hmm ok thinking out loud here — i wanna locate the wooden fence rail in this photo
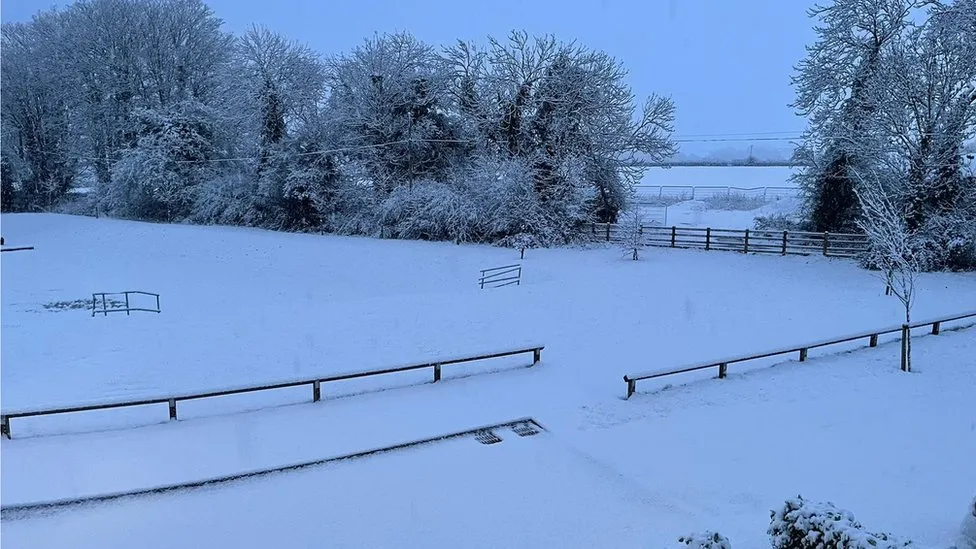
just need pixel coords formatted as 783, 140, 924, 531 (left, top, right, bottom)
591, 224, 869, 258
622, 310, 976, 399
0, 344, 545, 439
92, 291, 161, 316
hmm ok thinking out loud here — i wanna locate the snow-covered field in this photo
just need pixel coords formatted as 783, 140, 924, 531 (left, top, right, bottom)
2, 213, 975, 548
638, 166, 799, 188
644, 195, 802, 229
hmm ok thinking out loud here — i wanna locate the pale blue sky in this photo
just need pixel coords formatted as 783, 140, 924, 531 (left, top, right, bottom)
2, 0, 818, 155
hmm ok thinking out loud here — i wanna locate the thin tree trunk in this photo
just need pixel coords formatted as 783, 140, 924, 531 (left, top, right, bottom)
904, 306, 912, 372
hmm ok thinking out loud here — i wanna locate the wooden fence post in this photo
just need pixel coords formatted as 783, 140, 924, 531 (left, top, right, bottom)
433, 363, 441, 382
626, 379, 636, 399
312, 380, 321, 402
1, 415, 9, 439
532, 348, 541, 365
670, 226, 677, 248
168, 399, 178, 420
743, 229, 750, 254
606, 223, 611, 242
822, 232, 830, 256
781, 231, 788, 255
718, 363, 728, 379
799, 348, 808, 362
931, 322, 940, 335
125, 292, 130, 315
705, 228, 711, 251
869, 334, 878, 347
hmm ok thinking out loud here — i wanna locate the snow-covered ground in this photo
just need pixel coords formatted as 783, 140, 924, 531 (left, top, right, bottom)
2, 213, 975, 548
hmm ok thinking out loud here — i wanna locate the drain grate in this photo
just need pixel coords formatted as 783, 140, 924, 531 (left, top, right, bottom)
474, 429, 503, 445
511, 422, 540, 437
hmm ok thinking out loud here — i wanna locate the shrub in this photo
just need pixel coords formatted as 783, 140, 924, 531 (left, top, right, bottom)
769, 496, 912, 549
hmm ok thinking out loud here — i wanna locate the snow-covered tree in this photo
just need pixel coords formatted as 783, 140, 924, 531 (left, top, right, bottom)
327, 32, 460, 194
1, 12, 78, 209
871, 0, 976, 269
448, 31, 677, 224
57, 0, 231, 186
854, 169, 921, 370
234, 25, 325, 167
792, 0, 925, 232
103, 102, 218, 221
620, 207, 645, 260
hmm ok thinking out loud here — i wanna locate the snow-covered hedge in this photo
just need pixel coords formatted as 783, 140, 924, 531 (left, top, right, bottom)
674, 531, 732, 549
769, 496, 912, 549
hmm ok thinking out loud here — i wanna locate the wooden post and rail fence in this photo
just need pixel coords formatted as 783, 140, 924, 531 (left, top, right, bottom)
622, 310, 976, 399
591, 223, 869, 258
0, 344, 545, 439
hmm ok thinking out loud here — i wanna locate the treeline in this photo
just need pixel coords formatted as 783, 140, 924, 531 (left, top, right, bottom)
792, 0, 976, 270
0, 0, 677, 246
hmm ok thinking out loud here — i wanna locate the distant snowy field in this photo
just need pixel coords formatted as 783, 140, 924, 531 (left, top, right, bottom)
2, 213, 975, 548
638, 166, 799, 188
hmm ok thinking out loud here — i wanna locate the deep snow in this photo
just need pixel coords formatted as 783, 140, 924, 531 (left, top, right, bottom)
2, 213, 975, 548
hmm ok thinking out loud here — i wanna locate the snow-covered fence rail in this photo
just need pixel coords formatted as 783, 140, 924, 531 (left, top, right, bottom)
589, 224, 869, 258
91, 291, 161, 316
622, 310, 976, 399
479, 264, 522, 289
0, 344, 545, 439
634, 185, 799, 201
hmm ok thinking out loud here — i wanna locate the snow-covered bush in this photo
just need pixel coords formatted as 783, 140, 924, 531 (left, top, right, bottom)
102, 102, 217, 222
674, 531, 732, 549
470, 154, 591, 246
191, 173, 259, 227
754, 213, 806, 232
375, 181, 479, 242
769, 496, 912, 549
956, 495, 976, 549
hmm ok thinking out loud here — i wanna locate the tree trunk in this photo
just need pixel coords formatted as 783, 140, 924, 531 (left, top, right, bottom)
904, 306, 912, 372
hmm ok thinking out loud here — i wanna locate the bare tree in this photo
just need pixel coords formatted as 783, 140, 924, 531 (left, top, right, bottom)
854, 170, 922, 370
